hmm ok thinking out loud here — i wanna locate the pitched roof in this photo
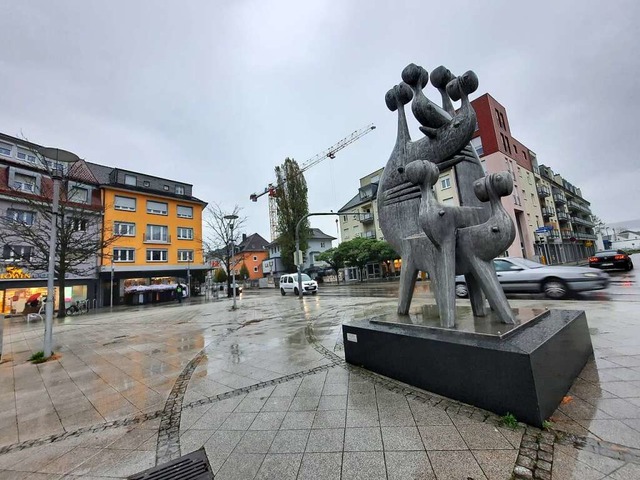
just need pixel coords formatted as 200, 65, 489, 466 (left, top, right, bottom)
237, 233, 269, 252
309, 228, 336, 240
84, 161, 113, 184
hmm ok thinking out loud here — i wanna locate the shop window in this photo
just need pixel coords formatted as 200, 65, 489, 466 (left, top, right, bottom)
2, 245, 32, 261
147, 249, 168, 262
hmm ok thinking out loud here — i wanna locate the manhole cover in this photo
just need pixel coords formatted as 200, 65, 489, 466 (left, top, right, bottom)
128, 447, 213, 479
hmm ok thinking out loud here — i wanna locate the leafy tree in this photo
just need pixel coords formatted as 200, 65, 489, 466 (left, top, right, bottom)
315, 247, 344, 284
203, 203, 246, 292
239, 263, 250, 280
0, 158, 119, 317
213, 268, 227, 283
337, 237, 379, 281
591, 215, 605, 234
372, 241, 400, 276
274, 158, 309, 272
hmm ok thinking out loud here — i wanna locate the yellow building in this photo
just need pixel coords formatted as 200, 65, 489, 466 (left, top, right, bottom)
86, 163, 207, 306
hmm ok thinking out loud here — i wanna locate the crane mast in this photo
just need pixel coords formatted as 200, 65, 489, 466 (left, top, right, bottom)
250, 124, 376, 240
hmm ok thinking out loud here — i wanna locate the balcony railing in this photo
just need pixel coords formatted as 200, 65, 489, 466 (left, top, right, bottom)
561, 230, 573, 240
571, 216, 594, 227
541, 207, 554, 218
537, 186, 551, 198
556, 211, 569, 222
567, 200, 592, 214
359, 213, 374, 223
576, 232, 597, 241
143, 234, 171, 243
553, 194, 566, 204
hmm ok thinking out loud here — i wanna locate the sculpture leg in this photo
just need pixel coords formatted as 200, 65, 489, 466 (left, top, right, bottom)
432, 242, 457, 328
398, 256, 418, 315
466, 258, 515, 324
465, 273, 487, 317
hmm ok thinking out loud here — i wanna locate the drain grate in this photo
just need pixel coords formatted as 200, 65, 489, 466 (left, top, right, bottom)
128, 448, 213, 479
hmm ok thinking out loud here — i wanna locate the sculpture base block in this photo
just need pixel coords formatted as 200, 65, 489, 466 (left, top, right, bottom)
342, 308, 592, 427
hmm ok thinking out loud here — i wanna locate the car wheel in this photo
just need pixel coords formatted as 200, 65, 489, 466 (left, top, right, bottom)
543, 278, 567, 299
294, 287, 299, 295
627, 261, 634, 271
280, 288, 286, 296
455, 283, 468, 298
312, 291, 318, 295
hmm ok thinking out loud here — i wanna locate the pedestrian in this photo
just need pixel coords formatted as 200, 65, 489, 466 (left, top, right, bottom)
176, 284, 183, 303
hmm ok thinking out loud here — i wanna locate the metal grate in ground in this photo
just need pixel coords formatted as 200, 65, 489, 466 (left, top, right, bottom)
128, 447, 213, 480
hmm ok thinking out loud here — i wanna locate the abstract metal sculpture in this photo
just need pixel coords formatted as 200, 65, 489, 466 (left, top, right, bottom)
378, 63, 516, 327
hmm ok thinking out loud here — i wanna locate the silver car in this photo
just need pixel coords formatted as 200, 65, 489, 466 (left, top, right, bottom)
455, 257, 610, 299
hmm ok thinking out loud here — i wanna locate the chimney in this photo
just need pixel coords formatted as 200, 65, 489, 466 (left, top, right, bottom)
242, 233, 247, 242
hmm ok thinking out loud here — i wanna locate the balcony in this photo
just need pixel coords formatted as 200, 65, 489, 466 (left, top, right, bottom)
547, 230, 561, 240
553, 194, 566, 204
561, 230, 574, 240
359, 213, 374, 224
143, 234, 171, 243
571, 216, 594, 227
556, 211, 569, 222
567, 200, 592, 215
537, 185, 551, 198
541, 207, 554, 218
576, 232, 597, 241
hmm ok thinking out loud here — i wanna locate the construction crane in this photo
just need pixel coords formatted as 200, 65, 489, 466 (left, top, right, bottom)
250, 124, 376, 241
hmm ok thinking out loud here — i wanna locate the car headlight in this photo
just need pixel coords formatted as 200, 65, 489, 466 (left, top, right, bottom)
583, 272, 599, 278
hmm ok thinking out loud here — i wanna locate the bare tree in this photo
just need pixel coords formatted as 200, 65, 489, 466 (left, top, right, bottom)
0, 158, 119, 317
203, 203, 247, 292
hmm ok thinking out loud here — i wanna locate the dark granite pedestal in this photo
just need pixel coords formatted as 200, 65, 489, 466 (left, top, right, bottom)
342, 307, 593, 427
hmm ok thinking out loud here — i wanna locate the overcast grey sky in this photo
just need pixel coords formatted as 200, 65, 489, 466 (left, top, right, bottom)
1, 0, 638, 241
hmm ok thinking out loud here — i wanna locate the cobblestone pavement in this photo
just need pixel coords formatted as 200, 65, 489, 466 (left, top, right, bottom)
0, 278, 639, 479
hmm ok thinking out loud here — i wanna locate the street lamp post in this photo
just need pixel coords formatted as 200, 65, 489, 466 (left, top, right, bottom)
37, 147, 80, 358
224, 214, 239, 310
187, 257, 191, 297
110, 257, 114, 309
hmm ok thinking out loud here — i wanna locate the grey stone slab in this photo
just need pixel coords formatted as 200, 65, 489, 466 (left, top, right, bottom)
552, 449, 608, 480
289, 396, 320, 411
271, 381, 301, 397
255, 453, 302, 480
234, 396, 268, 413
349, 382, 376, 396
280, 411, 315, 430
382, 426, 425, 451
234, 430, 277, 454
592, 398, 640, 419
260, 396, 293, 412
609, 462, 640, 480
586, 419, 640, 449
385, 451, 436, 479
317, 395, 348, 411
204, 430, 244, 454
554, 444, 625, 476
305, 428, 345, 453
346, 408, 380, 427
321, 383, 348, 396
456, 423, 513, 449
379, 404, 417, 427
427, 450, 488, 480
408, 399, 453, 426
418, 425, 468, 450
472, 449, 518, 480
297, 452, 342, 480
215, 452, 265, 480
191, 410, 230, 430
341, 451, 386, 480
347, 394, 377, 409
180, 428, 215, 453
312, 410, 346, 429
343, 427, 383, 452
219, 412, 258, 430
249, 411, 287, 430
269, 429, 310, 454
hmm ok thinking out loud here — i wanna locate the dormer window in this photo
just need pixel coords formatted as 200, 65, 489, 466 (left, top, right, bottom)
17, 149, 37, 163
124, 174, 137, 186
14, 173, 37, 193
175, 185, 185, 195
163, 185, 169, 191
0, 142, 12, 156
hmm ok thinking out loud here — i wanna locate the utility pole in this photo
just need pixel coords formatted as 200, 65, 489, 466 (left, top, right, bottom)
110, 258, 114, 309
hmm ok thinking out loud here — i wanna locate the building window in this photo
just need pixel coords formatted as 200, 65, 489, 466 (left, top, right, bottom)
471, 137, 484, 157
253, 255, 257, 261
6, 209, 35, 226
17, 149, 36, 163
14, 173, 37, 193
114, 222, 135, 236
480, 159, 487, 175
145, 224, 168, 242
177, 227, 193, 240
147, 200, 168, 215
146, 249, 168, 262
124, 174, 137, 186
440, 176, 451, 189
114, 195, 136, 211
143, 180, 150, 187
69, 186, 89, 203
113, 248, 135, 262
177, 205, 193, 218
0, 142, 12, 156
71, 218, 87, 231
3, 245, 32, 261
163, 185, 170, 191
320, 242, 325, 248
177, 250, 193, 262
343, 215, 347, 221
253, 266, 258, 273
175, 185, 185, 195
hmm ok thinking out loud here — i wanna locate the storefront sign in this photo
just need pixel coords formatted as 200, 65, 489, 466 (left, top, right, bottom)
0, 267, 31, 279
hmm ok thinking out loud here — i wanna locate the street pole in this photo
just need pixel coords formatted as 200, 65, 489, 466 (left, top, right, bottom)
110, 258, 114, 309
224, 214, 239, 310
44, 176, 60, 358
187, 258, 191, 297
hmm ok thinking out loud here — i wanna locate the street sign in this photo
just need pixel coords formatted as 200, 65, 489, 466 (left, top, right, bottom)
534, 226, 553, 233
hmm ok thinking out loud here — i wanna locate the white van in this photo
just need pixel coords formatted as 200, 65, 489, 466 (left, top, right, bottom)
280, 273, 318, 296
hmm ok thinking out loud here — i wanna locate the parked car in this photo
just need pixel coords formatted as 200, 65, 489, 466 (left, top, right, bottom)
280, 273, 318, 295
226, 282, 242, 296
455, 257, 609, 299
589, 250, 634, 271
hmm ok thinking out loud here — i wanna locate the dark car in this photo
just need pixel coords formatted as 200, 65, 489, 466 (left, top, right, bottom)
589, 250, 634, 271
